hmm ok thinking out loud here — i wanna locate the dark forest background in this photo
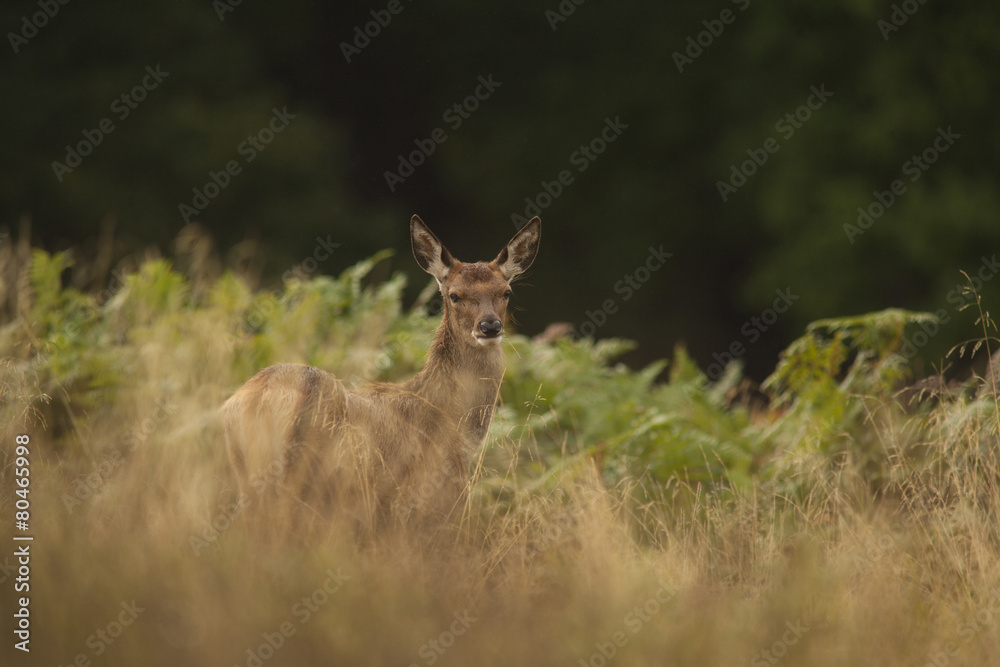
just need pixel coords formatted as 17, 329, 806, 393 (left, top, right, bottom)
3, 0, 998, 380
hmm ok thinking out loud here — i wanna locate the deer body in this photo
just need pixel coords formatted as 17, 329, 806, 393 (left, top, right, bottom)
221, 215, 540, 535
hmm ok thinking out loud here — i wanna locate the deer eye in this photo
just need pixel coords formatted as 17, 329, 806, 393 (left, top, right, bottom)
449, 293, 461, 303
503, 290, 512, 300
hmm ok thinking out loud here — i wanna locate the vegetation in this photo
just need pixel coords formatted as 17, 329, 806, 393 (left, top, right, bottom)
4, 0, 999, 373
2, 235, 1000, 666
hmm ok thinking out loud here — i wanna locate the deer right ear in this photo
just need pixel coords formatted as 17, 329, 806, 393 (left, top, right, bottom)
495, 217, 541, 281
411, 215, 455, 285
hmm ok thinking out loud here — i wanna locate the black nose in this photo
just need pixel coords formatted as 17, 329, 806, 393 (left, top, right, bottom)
479, 319, 502, 337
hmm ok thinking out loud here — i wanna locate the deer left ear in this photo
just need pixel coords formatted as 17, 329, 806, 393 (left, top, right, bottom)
411, 215, 455, 285
495, 217, 540, 281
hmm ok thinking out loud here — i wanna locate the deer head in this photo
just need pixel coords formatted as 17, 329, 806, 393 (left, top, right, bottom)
411, 215, 541, 347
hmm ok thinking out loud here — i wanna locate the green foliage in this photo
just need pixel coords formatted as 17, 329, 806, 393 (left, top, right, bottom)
19, 250, 123, 416
764, 309, 937, 423
7, 248, 997, 503
498, 339, 758, 491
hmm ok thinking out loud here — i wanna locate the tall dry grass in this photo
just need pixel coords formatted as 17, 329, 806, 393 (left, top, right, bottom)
2, 233, 1000, 666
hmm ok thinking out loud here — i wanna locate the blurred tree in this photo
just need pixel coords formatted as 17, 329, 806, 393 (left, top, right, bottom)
2, 0, 997, 379
0, 0, 392, 271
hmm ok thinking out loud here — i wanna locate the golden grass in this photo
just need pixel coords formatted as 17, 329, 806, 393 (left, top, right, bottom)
2, 257, 1000, 667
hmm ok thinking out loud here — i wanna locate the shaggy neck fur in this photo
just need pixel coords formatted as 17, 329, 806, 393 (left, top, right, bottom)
404, 316, 505, 450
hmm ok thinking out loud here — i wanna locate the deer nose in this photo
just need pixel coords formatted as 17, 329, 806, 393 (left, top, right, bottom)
479, 318, 503, 338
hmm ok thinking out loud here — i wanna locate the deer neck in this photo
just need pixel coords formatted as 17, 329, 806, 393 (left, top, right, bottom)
405, 322, 505, 448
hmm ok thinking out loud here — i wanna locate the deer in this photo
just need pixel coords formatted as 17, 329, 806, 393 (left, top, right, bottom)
220, 215, 541, 539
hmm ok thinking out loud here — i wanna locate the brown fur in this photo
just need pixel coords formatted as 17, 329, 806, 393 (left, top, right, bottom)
221, 215, 540, 538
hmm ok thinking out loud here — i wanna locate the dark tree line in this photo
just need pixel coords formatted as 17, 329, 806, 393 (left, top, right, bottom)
2, 0, 997, 377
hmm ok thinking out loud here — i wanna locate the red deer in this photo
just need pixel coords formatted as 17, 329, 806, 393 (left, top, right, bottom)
221, 215, 541, 538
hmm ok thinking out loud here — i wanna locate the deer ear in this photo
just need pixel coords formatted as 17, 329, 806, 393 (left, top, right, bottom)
411, 215, 455, 285
495, 217, 540, 281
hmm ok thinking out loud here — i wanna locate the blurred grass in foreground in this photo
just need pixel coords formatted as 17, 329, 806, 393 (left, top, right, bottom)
1, 228, 999, 666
